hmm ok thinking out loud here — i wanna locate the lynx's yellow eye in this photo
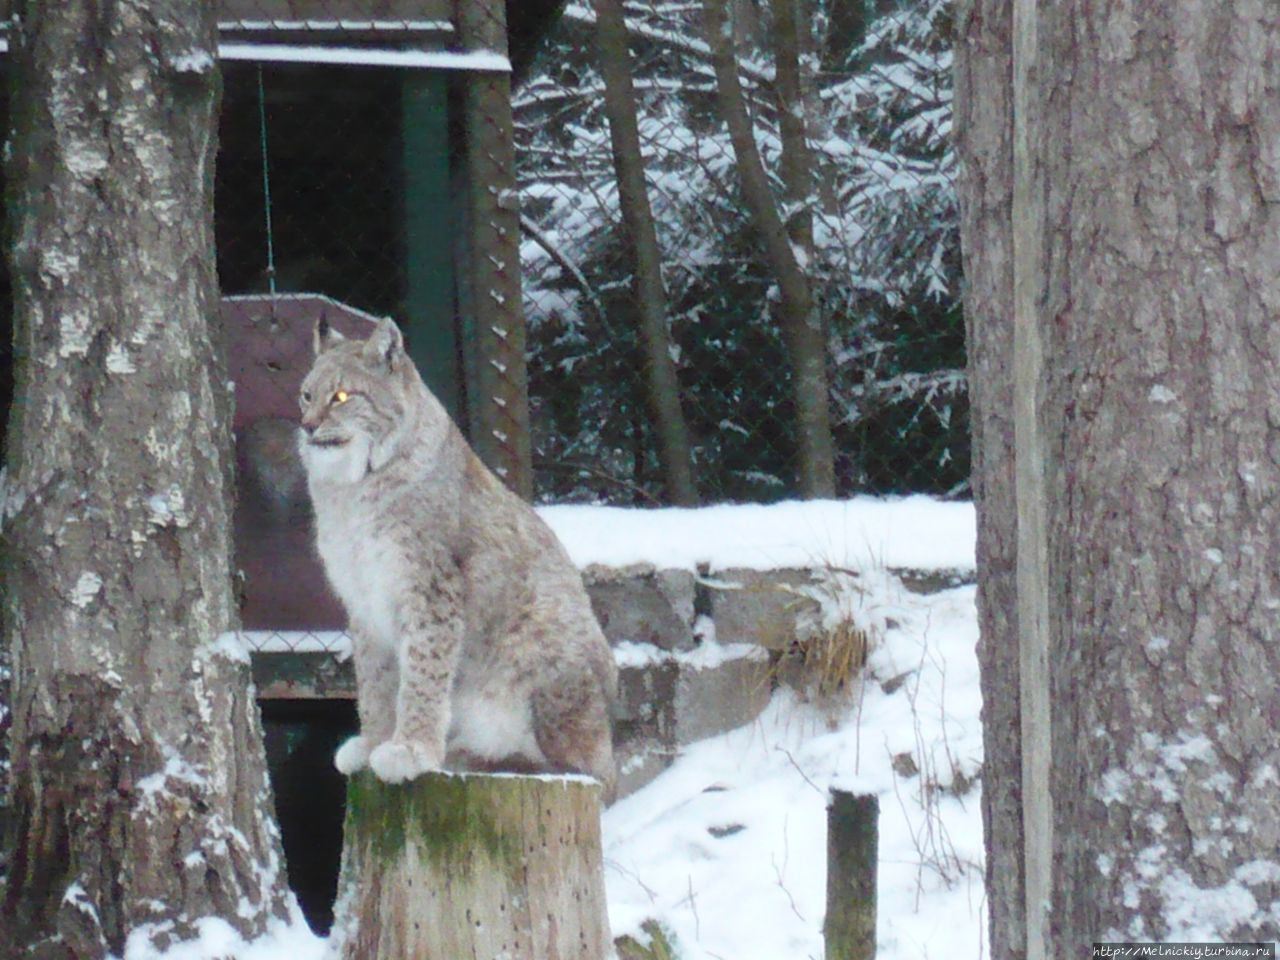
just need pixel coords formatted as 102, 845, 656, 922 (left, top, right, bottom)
333, 390, 350, 404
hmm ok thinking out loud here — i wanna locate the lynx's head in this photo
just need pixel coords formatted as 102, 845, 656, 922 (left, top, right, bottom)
298, 315, 420, 485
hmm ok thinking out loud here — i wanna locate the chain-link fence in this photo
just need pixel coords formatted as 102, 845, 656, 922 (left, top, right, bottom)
211, 0, 965, 520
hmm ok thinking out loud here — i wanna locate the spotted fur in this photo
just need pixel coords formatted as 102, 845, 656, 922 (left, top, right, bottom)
299, 317, 616, 799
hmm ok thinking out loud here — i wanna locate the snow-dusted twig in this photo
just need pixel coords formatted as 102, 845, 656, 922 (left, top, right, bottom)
775, 745, 825, 798
519, 213, 610, 326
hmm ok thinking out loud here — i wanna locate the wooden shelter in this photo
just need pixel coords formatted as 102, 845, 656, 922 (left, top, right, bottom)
213, 0, 555, 493
198, 1, 568, 638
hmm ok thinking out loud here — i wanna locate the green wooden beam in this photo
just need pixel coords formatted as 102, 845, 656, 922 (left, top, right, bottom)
402, 72, 459, 421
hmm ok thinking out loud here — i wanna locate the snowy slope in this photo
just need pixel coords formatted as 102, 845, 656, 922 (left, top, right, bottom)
603, 576, 985, 960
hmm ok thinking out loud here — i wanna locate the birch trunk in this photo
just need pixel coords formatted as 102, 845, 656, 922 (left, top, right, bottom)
0, 3, 291, 956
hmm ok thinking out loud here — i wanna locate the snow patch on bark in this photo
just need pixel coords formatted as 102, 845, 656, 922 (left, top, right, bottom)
121, 909, 320, 960
202, 633, 252, 666
146, 487, 189, 528
170, 50, 215, 74
59, 311, 93, 358
135, 751, 207, 801
63, 881, 100, 919
71, 571, 103, 608
106, 342, 137, 374
42, 248, 80, 282
64, 143, 109, 181
1160, 867, 1261, 939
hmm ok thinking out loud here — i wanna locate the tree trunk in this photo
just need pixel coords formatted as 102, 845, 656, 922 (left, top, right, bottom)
594, 0, 700, 507
329, 772, 610, 960
952, 1, 1025, 957
703, 0, 836, 498
772, 0, 814, 256
959, 0, 1280, 945
0, 3, 291, 957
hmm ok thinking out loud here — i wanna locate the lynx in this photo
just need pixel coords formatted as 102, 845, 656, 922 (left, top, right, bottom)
298, 317, 617, 799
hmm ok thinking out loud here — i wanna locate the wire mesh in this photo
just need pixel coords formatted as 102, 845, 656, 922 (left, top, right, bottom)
516, 0, 965, 504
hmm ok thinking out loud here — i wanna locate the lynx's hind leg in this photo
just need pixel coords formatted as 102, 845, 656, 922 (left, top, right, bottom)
532, 676, 617, 804
336, 637, 398, 774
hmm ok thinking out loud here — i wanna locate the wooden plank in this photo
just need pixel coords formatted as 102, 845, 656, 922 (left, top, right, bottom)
454, 0, 533, 498
252, 652, 356, 700
1012, 0, 1052, 956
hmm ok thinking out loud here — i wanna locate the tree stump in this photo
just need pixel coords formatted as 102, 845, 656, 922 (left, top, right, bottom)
824, 790, 878, 960
329, 771, 611, 960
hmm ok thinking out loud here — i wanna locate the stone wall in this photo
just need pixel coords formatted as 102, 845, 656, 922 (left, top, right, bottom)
584, 562, 971, 798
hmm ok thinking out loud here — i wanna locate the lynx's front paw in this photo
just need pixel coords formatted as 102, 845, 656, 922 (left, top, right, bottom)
368, 740, 442, 784
334, 735, 374, 775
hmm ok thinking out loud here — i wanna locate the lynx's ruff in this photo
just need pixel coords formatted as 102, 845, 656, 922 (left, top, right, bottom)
298, 317, 616, 799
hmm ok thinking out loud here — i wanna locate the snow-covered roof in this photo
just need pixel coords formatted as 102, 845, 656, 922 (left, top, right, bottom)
219, 43, 509, 72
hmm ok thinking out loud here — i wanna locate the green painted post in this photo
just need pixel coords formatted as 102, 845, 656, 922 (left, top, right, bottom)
402, 71, 460, 422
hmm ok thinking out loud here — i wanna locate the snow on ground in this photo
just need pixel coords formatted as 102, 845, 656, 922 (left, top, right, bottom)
576, 498, 985, 960
603, 576, 985, 960
540, 495, 975, 573
149, 497, 983, 960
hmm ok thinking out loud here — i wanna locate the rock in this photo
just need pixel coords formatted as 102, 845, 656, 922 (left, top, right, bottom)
610, 655, 677, 800
608, 639, 773, 794
673, 643, 772, 746
705, 568, 823, 651
892, 568, 975, 594
613, 741, 674, 799
586, 564, 696, 651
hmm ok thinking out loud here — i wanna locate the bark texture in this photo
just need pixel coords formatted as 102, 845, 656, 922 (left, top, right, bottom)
1042, 1, 1280, 940
960, 0, 1280, 944
330, 771, 610, 960
593, 0, 699, 506
952, 1, 1025, 956
1, 3, 291, 956
703, 0, 836, 498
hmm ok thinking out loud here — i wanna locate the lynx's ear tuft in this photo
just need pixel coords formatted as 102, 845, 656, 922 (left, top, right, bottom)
365, 317, 405, 371
314, 313, 345, 355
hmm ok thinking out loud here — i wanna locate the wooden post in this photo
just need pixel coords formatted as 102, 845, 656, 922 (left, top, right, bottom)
329, 771, 611, 960
824, 790, 878, 960
454, 0, 534, 499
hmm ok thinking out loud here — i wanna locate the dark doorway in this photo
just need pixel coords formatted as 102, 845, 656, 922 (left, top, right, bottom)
260, 698, 357, 934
